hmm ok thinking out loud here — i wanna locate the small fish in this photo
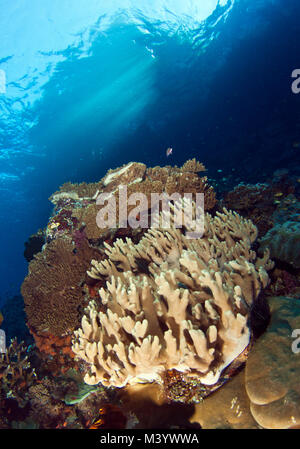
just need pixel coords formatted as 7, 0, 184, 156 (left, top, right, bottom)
166, 147, 173, 157
89, 405, 127, 429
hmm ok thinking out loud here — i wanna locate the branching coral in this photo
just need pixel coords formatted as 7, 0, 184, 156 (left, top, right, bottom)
72, 207, 273, 389
0, 339, 36, 406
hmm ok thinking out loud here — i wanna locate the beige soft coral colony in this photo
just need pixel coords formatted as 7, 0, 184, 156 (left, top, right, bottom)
72, 203, 274, 388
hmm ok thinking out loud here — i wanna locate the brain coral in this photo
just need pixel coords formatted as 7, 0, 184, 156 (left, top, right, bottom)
72, 206, 273, 389
259, 221, 300, 268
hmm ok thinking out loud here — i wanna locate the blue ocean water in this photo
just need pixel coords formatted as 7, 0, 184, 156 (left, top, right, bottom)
0, 0, 299, 304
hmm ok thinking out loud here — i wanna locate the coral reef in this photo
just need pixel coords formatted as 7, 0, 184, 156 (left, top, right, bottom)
50, 159, 216, 241
21, 158, 216, 369
221, 180, 298, 237
14, 158, 300, 430
223, 183, 300, 293
88, 404, 128, 429
102, 162, 147, 191
21, 236, 102, 374
191, 370, 258, 429
271, 193, 300, 224
22, 237, 102, 337
72, 206, 273, 389
245, 296, 300, 429
144, 159, 215, 211
30, 331, 76, 376
0, 339, 37, 407
259, 221, 300, 268
118, 383, 199, 429
222, 183, 276, 236
0, 358, 117, 429
266, 268, 300, 298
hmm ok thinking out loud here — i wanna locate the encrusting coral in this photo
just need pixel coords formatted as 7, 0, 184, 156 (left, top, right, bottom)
245, 296, 300, 429
72, 204, 273, 390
